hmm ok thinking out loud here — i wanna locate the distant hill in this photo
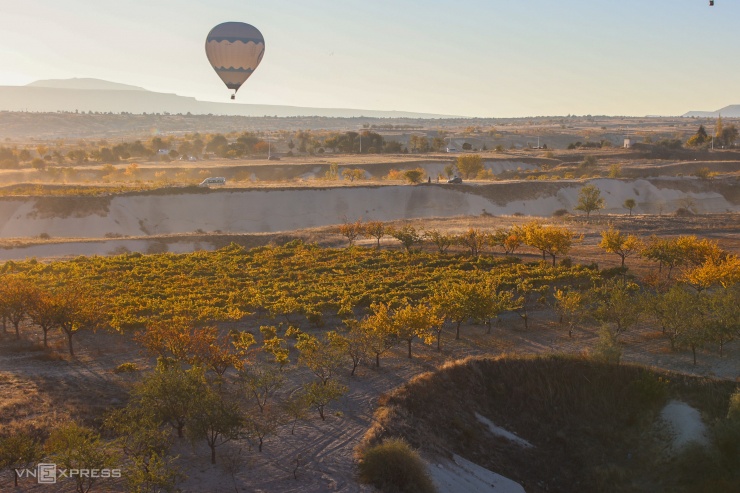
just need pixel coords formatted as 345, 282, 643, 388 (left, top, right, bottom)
683, 105, 740, 118
0, 78, 455, 119
27, 78, 147, 91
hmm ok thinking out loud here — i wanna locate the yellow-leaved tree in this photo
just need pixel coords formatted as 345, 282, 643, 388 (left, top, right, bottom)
523, 221, 581, 266
599, 227, 643, 269
455, 154, 483, 178
392, 300, 443, 359
643, 235, 723, 278
553, 288, 588, 338
683, 254, 740, 290
360, 302, 398, 367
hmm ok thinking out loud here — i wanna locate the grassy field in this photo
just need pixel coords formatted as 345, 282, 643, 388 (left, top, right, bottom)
361, 355, 739, 493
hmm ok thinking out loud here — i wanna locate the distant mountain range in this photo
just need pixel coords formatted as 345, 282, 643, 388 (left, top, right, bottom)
27, 78, 149, 92
682, 105, 740, 118
0, 78, 455, 119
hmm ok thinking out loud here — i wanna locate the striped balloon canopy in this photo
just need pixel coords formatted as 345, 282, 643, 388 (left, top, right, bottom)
205, 22, 265, 99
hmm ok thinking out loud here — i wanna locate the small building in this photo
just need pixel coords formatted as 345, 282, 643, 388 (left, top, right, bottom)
624, 138, 633, 148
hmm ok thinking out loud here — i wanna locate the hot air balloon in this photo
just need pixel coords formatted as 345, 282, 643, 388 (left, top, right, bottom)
205, 22, 265, 100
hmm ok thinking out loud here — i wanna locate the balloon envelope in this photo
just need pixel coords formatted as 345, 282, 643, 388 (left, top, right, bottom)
205, 22, 265, 96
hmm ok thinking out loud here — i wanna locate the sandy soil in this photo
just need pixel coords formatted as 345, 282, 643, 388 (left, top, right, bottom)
428, 454, 526, 493
0, 178, 736, 260
658, 400, 709, 452
475, 413, 534, 449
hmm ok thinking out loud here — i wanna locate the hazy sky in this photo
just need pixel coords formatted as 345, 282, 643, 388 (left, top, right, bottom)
0, 0, 736, 117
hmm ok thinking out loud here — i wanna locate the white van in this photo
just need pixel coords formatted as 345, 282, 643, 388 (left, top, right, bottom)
199, 177, 226, 187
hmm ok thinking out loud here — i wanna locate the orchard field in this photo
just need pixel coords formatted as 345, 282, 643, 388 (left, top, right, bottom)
0, 218, 738, 492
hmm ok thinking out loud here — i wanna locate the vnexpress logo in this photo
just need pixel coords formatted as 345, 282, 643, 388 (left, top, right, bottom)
15, 463, 122, 484
37, 463, 57, 484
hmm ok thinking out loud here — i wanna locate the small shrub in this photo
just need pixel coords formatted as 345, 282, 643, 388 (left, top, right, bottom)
674, 207, 695, 217
552, 208, 569, 217
358, 438, 437, 493
692, 167, 711, 180
403, 169, 425, 184
591, 326, 622, 364
476, 168, 496, 180
38, 232, 51, 240
728, 388, 740, 421
581, 155, 598, 168
113, 362, 139, 373
385, 169, 404, 181
305, 309, 324, 328
657, 138, 683, 150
